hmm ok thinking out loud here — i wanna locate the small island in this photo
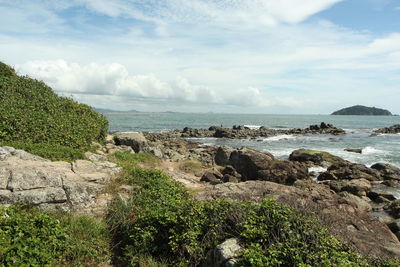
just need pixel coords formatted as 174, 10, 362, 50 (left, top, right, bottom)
331, 105, 392, 116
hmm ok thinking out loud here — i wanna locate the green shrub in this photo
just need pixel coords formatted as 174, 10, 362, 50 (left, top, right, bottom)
107, 152, 373, 266
0, 205, 111, 266
0, 61, 108, 159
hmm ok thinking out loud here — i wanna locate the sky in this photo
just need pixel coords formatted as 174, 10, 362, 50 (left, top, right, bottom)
0, 0, 399, 114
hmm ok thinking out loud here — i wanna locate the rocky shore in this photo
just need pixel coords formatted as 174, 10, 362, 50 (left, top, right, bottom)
2, 123, 400, 260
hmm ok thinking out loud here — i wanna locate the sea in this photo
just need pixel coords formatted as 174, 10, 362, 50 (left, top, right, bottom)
103, 112, 400, 168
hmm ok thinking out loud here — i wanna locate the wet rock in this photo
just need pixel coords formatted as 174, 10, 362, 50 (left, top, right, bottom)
344, 148, 362, 154
114, 132, 148, 153
368, 184, 398, 202
371, 163, 400, 181
374, 124, 400, 135
215, 146, 235, 166
386, 200, 400, 219
229, 148, 274, 181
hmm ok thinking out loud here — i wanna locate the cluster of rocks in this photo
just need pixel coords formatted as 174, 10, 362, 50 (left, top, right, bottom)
373, 124, 400, 135
145, 122, 346, 141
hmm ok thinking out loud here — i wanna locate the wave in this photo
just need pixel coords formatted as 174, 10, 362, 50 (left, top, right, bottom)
362, 146, 388, 155
244, 125, 261, 130
263, 134, 296, 142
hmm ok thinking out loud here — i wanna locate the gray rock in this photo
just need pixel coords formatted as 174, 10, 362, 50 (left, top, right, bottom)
215, 146, 235, 166
205, 238, 242, 267
114, 132, 148, 153
371, 163, 400, 181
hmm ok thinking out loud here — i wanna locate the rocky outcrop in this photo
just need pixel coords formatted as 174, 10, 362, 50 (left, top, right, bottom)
196, 180, 400, 258
373, 124, 400, 135
257, 160, 309, 185
323, 179, 372, 197
114, 132, 148, 153
215, 146, 235, 166
0, 147, 122, 214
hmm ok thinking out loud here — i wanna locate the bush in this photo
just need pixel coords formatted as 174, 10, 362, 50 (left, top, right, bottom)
107, 152, 373, 266
0, 61, 108, 159
0, 205, 111, 266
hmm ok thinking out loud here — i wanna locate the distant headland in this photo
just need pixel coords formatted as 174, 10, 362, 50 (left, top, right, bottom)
331, 105, 392, 116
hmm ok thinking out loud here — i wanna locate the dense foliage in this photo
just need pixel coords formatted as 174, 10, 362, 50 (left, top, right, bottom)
331, 105, 392, 116
0, 205, 111, 266
107, 152, 372, 266
0, 61, 108, 160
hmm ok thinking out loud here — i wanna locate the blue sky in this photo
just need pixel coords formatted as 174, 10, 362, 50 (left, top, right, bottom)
0, 0, 399, 114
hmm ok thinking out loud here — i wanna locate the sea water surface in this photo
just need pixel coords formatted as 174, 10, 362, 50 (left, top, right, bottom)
103, 112, 400, 168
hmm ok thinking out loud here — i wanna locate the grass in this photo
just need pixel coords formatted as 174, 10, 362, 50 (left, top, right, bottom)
179, 159, 203, 173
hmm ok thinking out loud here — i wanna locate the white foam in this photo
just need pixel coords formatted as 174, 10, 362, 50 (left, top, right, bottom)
362, 146, 387, 155
263, 134, 296, 142
244, 125, 261, 130
308, 167, 327, 173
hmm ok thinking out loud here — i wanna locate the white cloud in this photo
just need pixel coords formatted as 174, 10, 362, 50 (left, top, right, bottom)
16, 60, 266, 108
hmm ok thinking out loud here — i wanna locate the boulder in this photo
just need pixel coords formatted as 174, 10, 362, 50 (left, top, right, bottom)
257, 160, 309, 185
205, 238, 242, 267
289, 149, 347, 167
374, 124, 400, 135
215, 146, 235, 166
387, 219, 400, 237
229, 148, 274, 181
114, 132, 148, 153
338, 192, 372, 212
371, 163, 400, 181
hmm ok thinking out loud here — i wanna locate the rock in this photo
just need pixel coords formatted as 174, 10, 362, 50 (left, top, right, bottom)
0, 147, 122, 214
323, 179, 372, 197
386, 200, 400, 219
339, 192, 372, 212
196, 180, 400, 258
374, 124, 400, 135
114, 132, 148, 153
387, 219, 400, 233
344, 148, 362, 154
368, 184, 398, 202
371, 163, 400, 181
215, 146, 235, 166
289, 149, 347, 167
222, 174, 239, 183
323, 163, 381, 181
257, 160, 309, 185
201, 171, 223, 185
229, 148, 274, 181
317, 172, 338, 181
222, 166, 242, 179
205, 238, 242, 267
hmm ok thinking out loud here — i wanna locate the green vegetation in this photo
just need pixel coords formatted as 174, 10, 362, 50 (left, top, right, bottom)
331, 105, 392, 116
106, 152, 379, 266
0, 205, 111, 266
0, 61, 108, 161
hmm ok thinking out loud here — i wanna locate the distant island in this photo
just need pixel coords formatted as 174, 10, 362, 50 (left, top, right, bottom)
331, 105, 392, 116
